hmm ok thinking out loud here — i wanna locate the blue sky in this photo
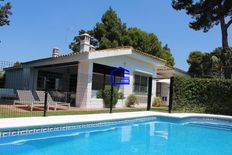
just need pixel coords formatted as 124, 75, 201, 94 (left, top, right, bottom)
0, 0, 231, 71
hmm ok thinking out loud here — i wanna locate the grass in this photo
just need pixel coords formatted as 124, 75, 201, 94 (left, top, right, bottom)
0, 106, 168, 118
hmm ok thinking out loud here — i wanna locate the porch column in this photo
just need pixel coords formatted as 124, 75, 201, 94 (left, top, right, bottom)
75, 61, 93, 107
152, 68, 157, 100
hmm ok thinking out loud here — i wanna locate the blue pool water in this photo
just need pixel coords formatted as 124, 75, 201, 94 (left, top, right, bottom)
0, 117, 232, 155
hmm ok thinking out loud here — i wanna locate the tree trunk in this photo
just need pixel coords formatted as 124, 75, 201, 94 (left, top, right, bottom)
220, 18, 229, 49
220, 18, 231, 78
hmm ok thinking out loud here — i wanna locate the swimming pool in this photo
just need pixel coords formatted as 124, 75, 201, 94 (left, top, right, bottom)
0, 116, 232, 155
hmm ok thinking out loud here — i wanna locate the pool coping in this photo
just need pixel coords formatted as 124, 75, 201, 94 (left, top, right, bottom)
0, 111, 232, 130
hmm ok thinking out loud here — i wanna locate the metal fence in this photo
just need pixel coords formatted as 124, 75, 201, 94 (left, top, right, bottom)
0, 61, 14, 71
0, 61, 170, 118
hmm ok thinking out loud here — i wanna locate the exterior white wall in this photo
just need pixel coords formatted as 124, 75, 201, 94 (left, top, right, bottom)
75, 60, 93, 107
161, 83, 169, 105
5, 48, 166, 109
86, 55, 157, 108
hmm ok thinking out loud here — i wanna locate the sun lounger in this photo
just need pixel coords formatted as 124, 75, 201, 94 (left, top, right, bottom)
36, 91, 70, 110
13, 90, 43, 111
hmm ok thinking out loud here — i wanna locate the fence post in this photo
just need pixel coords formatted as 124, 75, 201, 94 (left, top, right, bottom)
110, 85, 113, 113
43, 77, 48, 117
168, 76, 174, 113
147, 77, 153, 111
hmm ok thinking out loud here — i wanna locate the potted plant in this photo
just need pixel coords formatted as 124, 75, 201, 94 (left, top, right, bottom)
97, 85, 119, 108
152, 97, 161, 107
126, 94, 138, 107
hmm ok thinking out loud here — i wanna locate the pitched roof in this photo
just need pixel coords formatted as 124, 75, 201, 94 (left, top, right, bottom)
157, 65, 189, 76
22, 46, 167, 65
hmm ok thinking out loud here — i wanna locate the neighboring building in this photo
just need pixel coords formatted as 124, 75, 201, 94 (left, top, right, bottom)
4, 33, 189, 108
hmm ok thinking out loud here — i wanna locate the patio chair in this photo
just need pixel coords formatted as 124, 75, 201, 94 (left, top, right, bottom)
49, 91, 66, 102
70, 93, 76, 104
13, 90, 43, 111
36, 91, 70, 110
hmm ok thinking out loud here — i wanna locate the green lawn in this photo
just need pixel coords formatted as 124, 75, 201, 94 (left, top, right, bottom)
0, 106, 168, 118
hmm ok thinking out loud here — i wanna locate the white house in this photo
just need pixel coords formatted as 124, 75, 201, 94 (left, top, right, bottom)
4, 33, 189, 108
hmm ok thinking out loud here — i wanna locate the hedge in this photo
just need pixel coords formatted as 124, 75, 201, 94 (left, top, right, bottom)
173, 76, 232, 115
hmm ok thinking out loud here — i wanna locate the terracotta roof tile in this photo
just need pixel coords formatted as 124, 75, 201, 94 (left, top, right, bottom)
55, 46, 167, 63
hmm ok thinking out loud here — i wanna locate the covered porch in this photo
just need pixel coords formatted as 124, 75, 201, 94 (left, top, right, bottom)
156, 66, 173, 105
33, 62, 78, 106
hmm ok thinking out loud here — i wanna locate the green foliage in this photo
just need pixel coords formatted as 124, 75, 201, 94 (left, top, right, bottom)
0, 71, 5, 87
0, 71, 4, 79
126, 94, 138, 107
124, 28, 162, 54
172, 0, 232, 48
187, 51, 204, 77
221, 48, 232, 78
93, 7, 127, 49
13, 61, 21, 67
69, 29, 96, 52
118, 92, 124, 100
152, 97, 161, 107
69, 7, 175, 66
187, 48, 232, 78
173, 76, 232, 115
96, 89, 103, 98
0, 1, 12, 27
101, 85, 119, 108
157, 44, 175, 66
70, 7, 126, 50
97, 89, 124, 100
124, 28, 174, 66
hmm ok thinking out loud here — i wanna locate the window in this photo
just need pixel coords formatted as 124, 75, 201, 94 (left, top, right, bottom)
92, 63, 123, 91
37, 71, 62, 90
133, 74, 148, 94
92, 73, 119, 91
92, 72, 104, 90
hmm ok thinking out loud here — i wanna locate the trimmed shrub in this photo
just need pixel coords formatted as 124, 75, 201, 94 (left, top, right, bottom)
152, 97, 161, 107
126, 94, 138, 107
99, 85, 119, 108
96, 89, 103, 98
173, 76, 232, 115
118, 92, 124, 100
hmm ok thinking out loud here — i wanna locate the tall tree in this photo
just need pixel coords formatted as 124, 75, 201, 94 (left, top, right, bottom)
69, 29, 91, 52
187, 51, 204, 77
172, 0, 232, 48
70, 7, 175, 66
157, 44, 175, 66
0, 0, 12, 27
124, 28, 162, 54
123, 28, 175, 65
220, 47, 232, 78
187, 47, 232, 78
93, 7, 127, 49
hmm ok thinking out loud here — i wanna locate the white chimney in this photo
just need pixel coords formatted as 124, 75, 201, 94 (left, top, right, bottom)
79, 33, 95, 52
52, 48, 59, 57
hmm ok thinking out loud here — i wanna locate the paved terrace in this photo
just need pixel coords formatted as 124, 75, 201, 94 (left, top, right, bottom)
0, 111, 232, 130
